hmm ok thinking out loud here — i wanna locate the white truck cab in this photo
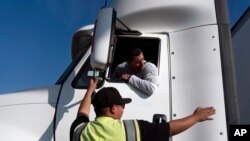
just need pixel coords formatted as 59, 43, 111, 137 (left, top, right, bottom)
0, 0, 239, 141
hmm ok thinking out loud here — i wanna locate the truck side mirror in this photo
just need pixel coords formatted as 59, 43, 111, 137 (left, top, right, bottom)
90, 8, 116, 71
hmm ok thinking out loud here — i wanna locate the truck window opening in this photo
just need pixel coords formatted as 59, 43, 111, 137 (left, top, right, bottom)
109, 36, 160, 77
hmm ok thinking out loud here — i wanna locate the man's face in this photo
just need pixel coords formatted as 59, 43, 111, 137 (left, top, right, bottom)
128, 53, 144, 73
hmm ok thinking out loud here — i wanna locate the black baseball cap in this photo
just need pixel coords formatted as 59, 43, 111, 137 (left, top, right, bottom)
92, 87, 132, 109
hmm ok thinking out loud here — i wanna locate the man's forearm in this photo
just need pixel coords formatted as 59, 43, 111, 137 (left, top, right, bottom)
78, 89, 93, 116
77, 79, 97, 116
169, 115, 198, 136
128, 75, 157, 95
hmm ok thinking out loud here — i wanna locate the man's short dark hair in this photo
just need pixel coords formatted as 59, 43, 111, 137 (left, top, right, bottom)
126, 47, 142, 62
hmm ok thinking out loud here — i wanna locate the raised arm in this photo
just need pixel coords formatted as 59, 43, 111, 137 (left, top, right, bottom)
169, 107, 216, 136
77, 78, 98, 117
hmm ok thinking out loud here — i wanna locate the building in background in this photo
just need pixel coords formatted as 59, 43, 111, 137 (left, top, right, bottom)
231, 7, 250, 124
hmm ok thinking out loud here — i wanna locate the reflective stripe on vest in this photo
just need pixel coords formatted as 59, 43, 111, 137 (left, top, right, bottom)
123, 120, 141, 141
72, 123, 87, 141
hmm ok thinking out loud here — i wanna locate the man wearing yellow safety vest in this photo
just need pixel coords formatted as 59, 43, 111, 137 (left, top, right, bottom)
70, 79, 216, 141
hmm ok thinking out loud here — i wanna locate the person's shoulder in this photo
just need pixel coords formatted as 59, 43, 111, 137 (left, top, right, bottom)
117, 62, 128, 68
135, 119, 151, 126
115, 62, 129, 71
70, 114, 90, 141
144, 62, 157, 69
76, 114, 90, 122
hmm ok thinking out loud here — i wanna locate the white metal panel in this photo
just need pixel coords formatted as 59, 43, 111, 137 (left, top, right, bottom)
0, 104, 55, 141
0, 85, 60, 106
170, 25, 228, 141
0, 86, 60, 141
112, 0, 217, 33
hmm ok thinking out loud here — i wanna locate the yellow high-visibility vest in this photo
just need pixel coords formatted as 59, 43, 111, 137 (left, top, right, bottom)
72, 117, 141, 141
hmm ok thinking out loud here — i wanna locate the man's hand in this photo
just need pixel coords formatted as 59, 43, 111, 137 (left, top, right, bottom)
169, 106, 216, 136
193, 107, 216, 122
88, 78, 98, 92
121, 74, 131, 81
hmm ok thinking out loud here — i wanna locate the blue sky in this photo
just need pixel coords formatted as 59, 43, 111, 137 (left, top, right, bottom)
0, 0, 249, 94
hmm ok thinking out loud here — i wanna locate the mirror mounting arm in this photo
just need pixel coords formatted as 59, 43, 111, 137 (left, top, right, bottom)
116, 18, 142, 35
